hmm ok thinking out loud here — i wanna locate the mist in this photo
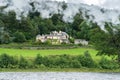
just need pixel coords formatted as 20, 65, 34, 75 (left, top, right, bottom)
0, 0, 120, 30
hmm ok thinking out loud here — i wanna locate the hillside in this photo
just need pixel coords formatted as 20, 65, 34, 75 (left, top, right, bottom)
0, 0, 120, 44
0, 0, 120, 30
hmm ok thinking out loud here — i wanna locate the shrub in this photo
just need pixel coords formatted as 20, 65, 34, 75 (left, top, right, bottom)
69, 59, 82, 68
56, 56, 69, 68
44, 55, 76, 68
0, 53, 119, 69
78, 51, 96, 68
40, 56, 51, 67
45, 56, 58, 68
0, 54, 18, 68
69, 37, 74, 43
18, 56, 29, 69
34, 40, 42, 45
44, 40, 51, 45
57, 55, 71, 68
34, 54, 43, 65
99, 57, 119, 69
45, 56, 69, 68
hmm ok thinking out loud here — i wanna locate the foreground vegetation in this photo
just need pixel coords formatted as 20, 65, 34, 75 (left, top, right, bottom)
0, 51, 119, 72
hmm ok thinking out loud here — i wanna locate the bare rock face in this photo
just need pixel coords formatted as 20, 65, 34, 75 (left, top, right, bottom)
0, 72, 120, 80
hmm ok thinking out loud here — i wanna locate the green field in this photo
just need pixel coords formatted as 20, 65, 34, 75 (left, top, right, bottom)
0, 47, 117, 72
0, 47, 105, 60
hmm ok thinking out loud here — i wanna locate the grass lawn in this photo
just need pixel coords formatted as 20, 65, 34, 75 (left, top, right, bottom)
0, 47, 117, 72
0, 47, 105, 60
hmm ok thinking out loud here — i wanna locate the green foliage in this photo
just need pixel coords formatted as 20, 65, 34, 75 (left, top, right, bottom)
69, 59, 82, 68
2, 33, 11, 44
99, 57, 119, 69
43, 55, 82, 68
18, 56, 29, 69
90, 23, 120, 62
70, 13, 91, 40
41, 56, 51, 67
0, 20, 4, 27
62, 2, 67, 10
0, 27, 12, 44
44, 40, 52, 45
0, 10, 92, 44
0, 54, 18, 68
54, 55, 70, 68
69, 37, 74, 43
34, 54, 43, 65
0, 53, 119, 69
78, 51, 96, 68
13, 31, 26, 43
20, 17, 38, 40
51, 14, 63, 25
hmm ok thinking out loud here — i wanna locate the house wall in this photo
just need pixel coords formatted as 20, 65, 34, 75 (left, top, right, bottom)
74, 39, 88, 45
36, 31, 69, 44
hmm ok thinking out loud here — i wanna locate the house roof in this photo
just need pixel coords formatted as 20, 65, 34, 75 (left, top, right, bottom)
36, 31, 69, 38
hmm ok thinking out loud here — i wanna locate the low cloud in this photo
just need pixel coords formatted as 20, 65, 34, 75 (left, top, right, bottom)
0, 0, 120, 30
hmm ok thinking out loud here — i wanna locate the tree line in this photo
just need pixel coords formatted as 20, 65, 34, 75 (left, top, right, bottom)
0, 10, 94, 44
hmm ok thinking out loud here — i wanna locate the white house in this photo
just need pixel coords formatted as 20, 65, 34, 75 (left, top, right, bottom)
36, 31, 69, 44
74, 39, 88, 45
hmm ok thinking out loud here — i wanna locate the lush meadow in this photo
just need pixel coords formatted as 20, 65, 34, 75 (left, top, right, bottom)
0, 47, 99, 59
0, 47, 119, 72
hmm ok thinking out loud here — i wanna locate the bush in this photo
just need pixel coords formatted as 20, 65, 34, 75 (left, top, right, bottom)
0, 54, 18, 68
34, 54, 43, 68
69, 37, 74, 43
47, 55, 82, 68
0, 53, 119, 69
44, 56, 58, 68
41, 55, 81, 68
42, 56, 53, 67
56, 55, 69, 68
44, 40, 52, 45
99, 57, 119, 69
78, 51, 96, 68
69, 59, 82, 68
18, 56, 29, 69
56, 55, 74, 68
34, 40, 43, 45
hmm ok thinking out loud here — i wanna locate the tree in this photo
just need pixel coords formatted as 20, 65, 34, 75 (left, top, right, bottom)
62, 2, 67, 10
0, 20, 4, 27
4, 11, 19, 32
51, 13, 63, 25
13, 31, 26, 43
0, 27, 11, 44
91, 23, 120, 63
